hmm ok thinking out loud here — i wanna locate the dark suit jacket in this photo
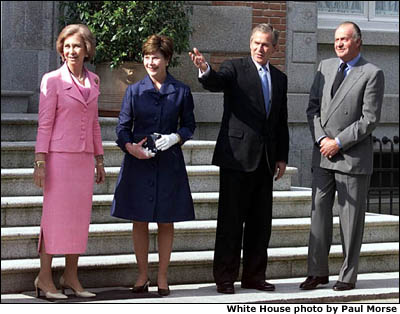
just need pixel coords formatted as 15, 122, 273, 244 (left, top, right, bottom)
199, 56, 289, 174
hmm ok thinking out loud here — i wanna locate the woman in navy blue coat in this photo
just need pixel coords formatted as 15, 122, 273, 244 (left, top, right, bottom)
111, 35, 195, 296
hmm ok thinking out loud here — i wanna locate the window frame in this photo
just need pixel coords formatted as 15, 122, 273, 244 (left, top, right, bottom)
317, 1, 399, 32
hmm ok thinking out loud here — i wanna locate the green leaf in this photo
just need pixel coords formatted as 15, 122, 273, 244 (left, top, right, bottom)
59, 1, 193, 68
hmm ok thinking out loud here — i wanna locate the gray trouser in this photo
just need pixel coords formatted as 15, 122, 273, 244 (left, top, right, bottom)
307, 167, 370, 284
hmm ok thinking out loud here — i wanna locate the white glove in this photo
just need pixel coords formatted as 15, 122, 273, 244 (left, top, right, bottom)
143, 147, 156, 158
155, 133, 180, 151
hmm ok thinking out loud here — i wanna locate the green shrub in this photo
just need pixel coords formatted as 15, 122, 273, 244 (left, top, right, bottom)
59, 1, 192, 68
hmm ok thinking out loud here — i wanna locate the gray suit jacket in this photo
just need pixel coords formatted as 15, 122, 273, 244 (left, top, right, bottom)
307, 56, 385, 175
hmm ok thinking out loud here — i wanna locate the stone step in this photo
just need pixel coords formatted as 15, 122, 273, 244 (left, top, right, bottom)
1, 166, 297, 197
1, 113, 38, 141
0, 114, 121, 141
2, 272, 398, 304
1, 140, 215, 168
1, 242, 398, 293
0, 110, 246, 144
1, 188, 315, 227
1, 91, 33, 113
1, 113, 218, 142
1, 100, 222, 142
1, 213, 398, 260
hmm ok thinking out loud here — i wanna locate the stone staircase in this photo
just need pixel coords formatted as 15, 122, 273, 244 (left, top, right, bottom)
1, 91, 33, 114
1, 113, 399, 297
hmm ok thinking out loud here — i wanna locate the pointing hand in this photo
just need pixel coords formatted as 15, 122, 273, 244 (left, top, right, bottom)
188, 48, 208, 72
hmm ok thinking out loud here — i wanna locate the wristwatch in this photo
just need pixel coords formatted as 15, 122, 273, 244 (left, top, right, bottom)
34, 160, 46, 168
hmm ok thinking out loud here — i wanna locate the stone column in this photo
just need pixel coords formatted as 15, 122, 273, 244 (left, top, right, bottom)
169, 2, 253, 140
286, 1, 318, 187
170, 1, 253, 92
1, 1, 59, 113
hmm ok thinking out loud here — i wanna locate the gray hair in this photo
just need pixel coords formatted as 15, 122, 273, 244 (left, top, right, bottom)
250, 23, 280, 46
337, 21, 362, 41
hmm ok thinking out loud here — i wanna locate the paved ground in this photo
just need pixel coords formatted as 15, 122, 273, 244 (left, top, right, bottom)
1, 272, 398, 304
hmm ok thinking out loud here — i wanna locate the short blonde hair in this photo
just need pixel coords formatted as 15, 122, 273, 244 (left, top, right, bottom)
142, 34, 174, 63
56, 24, 96, 62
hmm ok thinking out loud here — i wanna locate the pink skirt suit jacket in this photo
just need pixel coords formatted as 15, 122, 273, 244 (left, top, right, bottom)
35, 62, 104, 254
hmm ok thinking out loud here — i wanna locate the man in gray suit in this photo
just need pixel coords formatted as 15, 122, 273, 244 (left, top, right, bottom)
300, 21, 384, 291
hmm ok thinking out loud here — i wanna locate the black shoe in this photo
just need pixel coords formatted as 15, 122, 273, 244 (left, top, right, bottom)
216, 282, 235, 294
132, 279, 150, 293
333, 281, 355, 291
299, 276, 329, 290
158, 286, 170, 296
241, 281, 275, 291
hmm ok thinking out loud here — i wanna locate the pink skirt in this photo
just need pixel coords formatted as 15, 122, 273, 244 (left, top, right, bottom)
38, 152, 95, 255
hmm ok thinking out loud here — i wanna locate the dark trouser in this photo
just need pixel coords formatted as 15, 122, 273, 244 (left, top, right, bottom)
213, 157, 273, 284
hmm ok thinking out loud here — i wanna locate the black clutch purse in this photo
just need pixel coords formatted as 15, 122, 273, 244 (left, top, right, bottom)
142, 134, 162, 154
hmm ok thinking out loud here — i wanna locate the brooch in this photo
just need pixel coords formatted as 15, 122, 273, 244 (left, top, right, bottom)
94, 78, 99, 85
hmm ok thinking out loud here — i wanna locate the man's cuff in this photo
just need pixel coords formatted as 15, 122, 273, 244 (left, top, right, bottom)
198, 63, 210, 78
317, 135, 326, 146
335, 137, 342, 149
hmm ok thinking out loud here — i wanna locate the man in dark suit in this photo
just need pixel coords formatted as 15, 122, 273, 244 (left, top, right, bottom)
300, 21, 384, 291
189, 23, 289, 294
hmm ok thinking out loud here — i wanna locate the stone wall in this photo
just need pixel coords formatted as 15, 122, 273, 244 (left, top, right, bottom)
285, 2, 318, 187
1, 1, 398, 188
1, 1, 59, 113
210, 1, 286, 72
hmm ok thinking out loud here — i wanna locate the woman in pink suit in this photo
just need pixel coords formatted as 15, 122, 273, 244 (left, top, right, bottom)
33, 24, 106, 299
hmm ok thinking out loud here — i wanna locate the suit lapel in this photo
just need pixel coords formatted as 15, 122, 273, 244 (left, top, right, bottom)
323, 59, 365, 125
244, 57, 267, 115
269, 65, 280, 119
326, 60, 340, 101
61, 63, 89, 107
86, 71, 100, 105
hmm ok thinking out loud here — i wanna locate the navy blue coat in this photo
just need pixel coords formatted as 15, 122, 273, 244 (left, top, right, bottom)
111, 74, 196, 222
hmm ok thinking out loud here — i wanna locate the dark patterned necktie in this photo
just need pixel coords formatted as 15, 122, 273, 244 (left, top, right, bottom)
331, 63, 348, 97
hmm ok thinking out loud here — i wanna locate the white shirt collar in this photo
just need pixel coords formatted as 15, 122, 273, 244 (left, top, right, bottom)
251, 57, 270, 72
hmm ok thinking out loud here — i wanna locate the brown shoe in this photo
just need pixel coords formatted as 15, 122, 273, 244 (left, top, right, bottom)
299, 276, 329, 290
333, 281, 355, 291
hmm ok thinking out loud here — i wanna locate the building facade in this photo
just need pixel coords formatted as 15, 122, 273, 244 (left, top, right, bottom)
1, 1, 398, 188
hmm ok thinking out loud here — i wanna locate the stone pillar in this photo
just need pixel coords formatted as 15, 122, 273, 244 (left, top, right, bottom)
169, 1, 253, 140
170, 2, 253, 92
1, 1, 59, 113
286, 1, 318, 187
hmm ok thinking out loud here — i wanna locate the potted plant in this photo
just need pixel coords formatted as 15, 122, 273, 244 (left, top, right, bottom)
59, 1, 192, 116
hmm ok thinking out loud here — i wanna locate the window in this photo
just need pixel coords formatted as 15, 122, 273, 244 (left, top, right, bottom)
375, 1, 399, 17
318, 1, 399, 32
